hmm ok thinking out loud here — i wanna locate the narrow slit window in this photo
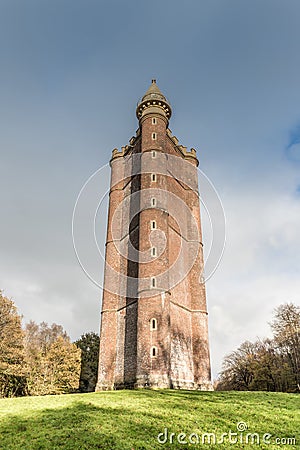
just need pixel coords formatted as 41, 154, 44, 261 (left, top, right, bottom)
152, 150, 156, 158
151, 220, 156, 230
150, 318, 157, 330
151, 247, 156, 257
151, 197, 156, 207
151, 346, 157, 357
151, 173, 156, 182
152, 132, 157, 140
151, 277, 156, 288
152, 117, 157, 125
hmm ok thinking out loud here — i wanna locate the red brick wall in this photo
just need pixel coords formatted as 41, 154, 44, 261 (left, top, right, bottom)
96, 103, 212, 391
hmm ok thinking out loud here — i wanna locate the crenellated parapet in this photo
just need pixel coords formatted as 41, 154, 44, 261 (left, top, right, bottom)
167, 128, 199, 166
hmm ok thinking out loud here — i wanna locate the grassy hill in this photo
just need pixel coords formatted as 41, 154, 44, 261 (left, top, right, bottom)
0, 390, 299, 449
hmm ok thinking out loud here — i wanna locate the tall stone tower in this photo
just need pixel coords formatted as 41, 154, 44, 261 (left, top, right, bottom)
96, 80, 212, 390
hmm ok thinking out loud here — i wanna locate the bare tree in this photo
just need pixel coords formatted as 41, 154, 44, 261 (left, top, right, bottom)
217, 302, 299, 392
270, 303, 300, 391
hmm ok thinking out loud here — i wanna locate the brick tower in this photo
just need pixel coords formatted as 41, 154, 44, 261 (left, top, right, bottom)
96, 80, 212, 390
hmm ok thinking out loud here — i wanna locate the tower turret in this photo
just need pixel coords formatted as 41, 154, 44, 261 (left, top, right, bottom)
136, 79, 172, 124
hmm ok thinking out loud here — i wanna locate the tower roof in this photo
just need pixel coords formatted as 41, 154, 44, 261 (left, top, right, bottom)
141, 79, 168, 103
136, 79, 172, 121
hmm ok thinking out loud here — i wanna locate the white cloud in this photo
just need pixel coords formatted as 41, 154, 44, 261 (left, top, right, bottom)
206, 173, 300, 378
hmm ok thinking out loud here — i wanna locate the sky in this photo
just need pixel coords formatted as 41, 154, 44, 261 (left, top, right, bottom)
0, 0, 300, 379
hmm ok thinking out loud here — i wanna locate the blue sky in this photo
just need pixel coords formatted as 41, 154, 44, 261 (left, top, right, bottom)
0, 0, 300, 378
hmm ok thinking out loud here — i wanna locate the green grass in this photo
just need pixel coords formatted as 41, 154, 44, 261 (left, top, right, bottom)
0, 390, 299, 449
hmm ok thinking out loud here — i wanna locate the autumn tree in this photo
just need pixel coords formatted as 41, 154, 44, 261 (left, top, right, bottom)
75, 332, 99, 392
24, 320, 68, 354
24, 321, 81, 395
0, 291, 26, 397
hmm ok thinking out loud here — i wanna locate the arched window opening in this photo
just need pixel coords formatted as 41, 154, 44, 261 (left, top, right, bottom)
151, 346, 158, 357
150, 318, 157, 330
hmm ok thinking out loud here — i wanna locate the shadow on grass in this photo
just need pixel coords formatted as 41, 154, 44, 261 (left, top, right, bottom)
0, 391, 298, 450
0, 401, 163, 450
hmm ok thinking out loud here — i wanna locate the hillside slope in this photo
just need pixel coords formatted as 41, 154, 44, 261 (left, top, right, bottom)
0, 390, 299, 449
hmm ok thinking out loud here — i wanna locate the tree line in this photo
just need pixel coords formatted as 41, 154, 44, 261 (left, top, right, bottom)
2, 289, 298, 396
0, 290, 99, 398
216, 303, 299, 392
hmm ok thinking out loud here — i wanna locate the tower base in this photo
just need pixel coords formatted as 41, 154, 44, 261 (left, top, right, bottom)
95, 376, 213, 391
